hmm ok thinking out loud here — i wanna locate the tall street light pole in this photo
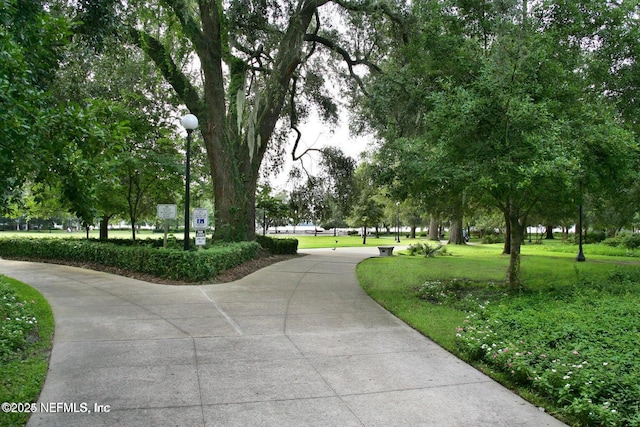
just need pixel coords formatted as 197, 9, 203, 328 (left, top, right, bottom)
577, 203, 586, 262
576, 178, 586, 262
396, 201, 401, 243
182, 114, 198, 251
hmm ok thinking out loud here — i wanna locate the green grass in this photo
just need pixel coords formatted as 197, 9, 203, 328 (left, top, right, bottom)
356, 243, 640, 426
0, 276, 54, 427
288, 234, 418, 249
357, 256, 469, 351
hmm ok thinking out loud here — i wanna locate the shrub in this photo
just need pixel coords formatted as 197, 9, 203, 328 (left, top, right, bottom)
602, 236, 625, 247
603, 233, 640, 251
86, 238, 156, 247
407, 242, 446, 257
620, 233, 640, 249
0, 238, 260, 282
0, 282, 38, 363
585, 231, 606, 244
481, 234, 505, 244
255, 235, 298, 255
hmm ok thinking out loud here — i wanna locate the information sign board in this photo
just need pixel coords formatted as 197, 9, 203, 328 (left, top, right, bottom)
157, 204, 177, 220
195, 230, 206, 246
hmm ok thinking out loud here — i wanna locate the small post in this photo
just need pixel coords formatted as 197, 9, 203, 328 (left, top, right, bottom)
163, 220, 169, 248
577, 204, 586, 262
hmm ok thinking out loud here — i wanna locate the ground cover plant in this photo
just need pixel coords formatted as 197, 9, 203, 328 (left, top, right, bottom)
357, 242, 640, 426
0, 275, 53, 426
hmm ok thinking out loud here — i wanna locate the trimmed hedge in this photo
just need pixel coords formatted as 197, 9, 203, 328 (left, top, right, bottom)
255, 235, 298, 254
0, 238, 260, 282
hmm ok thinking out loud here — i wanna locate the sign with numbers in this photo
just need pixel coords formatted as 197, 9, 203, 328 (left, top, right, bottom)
192, 208, 208, 229
157, 204, 177, 219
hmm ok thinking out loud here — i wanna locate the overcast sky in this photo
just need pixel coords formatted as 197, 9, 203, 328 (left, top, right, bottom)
267, 111, 373, 192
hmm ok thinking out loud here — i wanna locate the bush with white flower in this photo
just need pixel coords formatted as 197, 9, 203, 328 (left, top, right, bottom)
0, 282, 38, 362
456, 278, 640, 426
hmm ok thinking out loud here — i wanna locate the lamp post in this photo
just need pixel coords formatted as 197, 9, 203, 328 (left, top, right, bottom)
576, 178, 585, 262
576, 203, 586, 262
182, 114, 198, 251
396, 201, 401, 243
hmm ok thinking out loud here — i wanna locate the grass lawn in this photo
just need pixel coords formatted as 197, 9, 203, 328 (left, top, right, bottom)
357, 241, 640, 426
279, 233, 419, 249
0, 276, 54, 427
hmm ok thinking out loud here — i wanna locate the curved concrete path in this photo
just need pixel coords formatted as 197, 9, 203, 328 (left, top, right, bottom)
0, 248, 565, 426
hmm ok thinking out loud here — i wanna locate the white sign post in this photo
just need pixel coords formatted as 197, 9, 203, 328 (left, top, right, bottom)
157, 204, 177, 248
193, 208, 208, 247
195, 230, 206, 246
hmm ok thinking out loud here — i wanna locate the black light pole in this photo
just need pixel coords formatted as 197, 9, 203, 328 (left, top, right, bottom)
577, 179, 586, 262
182, 114, 198, 251
396, 201, 401, 243
577, 203, 586, 262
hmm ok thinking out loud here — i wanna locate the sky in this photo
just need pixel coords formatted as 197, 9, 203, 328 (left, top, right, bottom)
267, 110, 374, 192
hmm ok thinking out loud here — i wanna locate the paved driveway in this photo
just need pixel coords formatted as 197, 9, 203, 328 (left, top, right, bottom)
0, 248, 565, 426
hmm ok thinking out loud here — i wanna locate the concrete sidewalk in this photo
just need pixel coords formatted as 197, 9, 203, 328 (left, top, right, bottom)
0, 248, 565, 427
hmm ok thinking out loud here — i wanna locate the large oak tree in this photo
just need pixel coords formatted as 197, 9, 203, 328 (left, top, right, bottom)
77, 0, 402, 241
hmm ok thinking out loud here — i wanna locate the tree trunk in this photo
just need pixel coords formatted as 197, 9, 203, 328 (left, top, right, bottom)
545, 224, 555, 239
207, 151, 258, 242
130, 217, 137, 242
448, 194, 466, 245
410, 226, 416, 239
448, 218, 465, 245
99, 215, 111, 241
362, 225, 367, 245
428, 215, 439, 240
507, 216, 525, 289
503, 211, 511, 255
262, 210, 267, 236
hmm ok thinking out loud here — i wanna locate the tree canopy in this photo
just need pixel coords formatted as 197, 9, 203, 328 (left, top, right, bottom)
358, 0, 639, 287
0, 0, 71, 207
70, 0, 405, 241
